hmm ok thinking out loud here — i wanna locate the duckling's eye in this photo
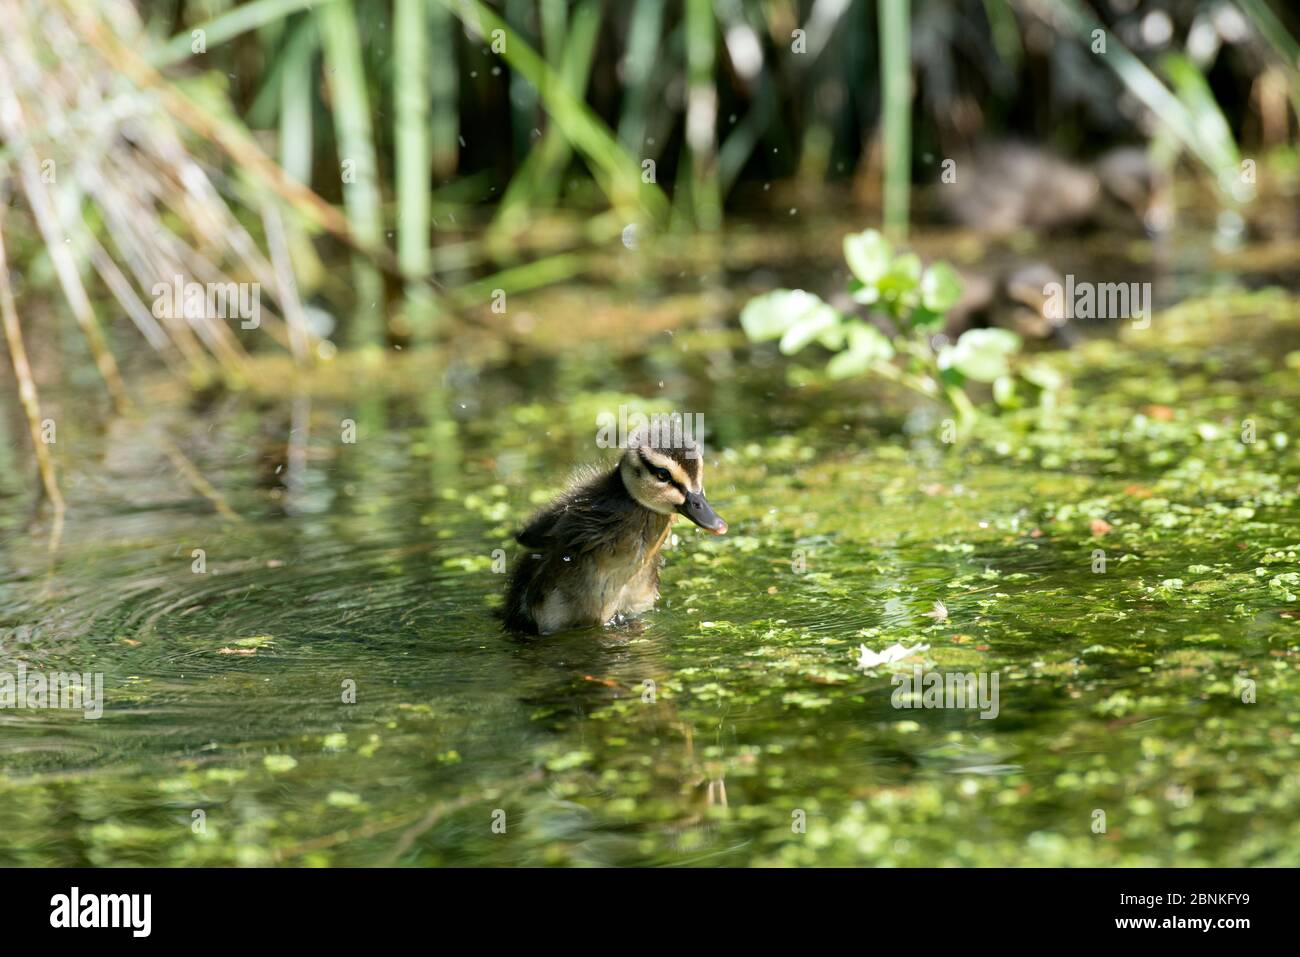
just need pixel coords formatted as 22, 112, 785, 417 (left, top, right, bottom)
650, 466, 671, 483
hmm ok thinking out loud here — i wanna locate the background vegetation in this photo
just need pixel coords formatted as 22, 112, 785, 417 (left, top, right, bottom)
1, 0, 1298, 513
6, 1, 1300, 336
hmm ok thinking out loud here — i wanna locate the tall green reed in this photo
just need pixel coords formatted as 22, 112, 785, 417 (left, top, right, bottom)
879, 0, 912, 240
319, 0, 385, 345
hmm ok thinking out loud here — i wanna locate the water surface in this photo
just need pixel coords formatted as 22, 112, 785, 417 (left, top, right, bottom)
1, 237, 1298, 866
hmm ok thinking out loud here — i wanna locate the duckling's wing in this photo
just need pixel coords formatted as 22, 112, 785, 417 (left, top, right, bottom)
515, 500, 615, 550
514, 465, 615, 549
515, 505, 563, 547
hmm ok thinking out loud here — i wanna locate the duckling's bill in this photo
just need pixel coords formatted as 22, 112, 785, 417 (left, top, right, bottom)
677, 490, 727, 535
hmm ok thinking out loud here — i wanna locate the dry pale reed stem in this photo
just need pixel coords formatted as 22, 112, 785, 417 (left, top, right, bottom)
86, 165, 213, 373
262, 202, 316, 367
63, 1, 351, 248
21, 0, 213, 372
85, 241, 179, 359
0, 216, 65, 528
23, 0, 317, 364
60, 0, 456, 312
0, 53, 130, 412
0, 42, 238, 520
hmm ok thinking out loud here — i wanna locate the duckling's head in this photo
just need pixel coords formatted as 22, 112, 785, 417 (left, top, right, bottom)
1094, 147, 1172, 237
619, 432, 728, 535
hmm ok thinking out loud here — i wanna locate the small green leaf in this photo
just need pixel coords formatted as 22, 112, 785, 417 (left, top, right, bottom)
850, 282, 881, 306
740, 289, 838, 344
920, 261, 964, 313
938, 365, 965, 387
909, 305, 946, 331
993, 375, 1019, 408
826, 350, 870, 380
826, 322, 894, 379
816, 323, 847, 350
877, 254, 923, 317
880, 252, 922, 295
939, 328, 1021, 382
843, 230, 892, 285
848, 322, 894, 360
779, 302, 842, 355
1022, 362, 1063, 392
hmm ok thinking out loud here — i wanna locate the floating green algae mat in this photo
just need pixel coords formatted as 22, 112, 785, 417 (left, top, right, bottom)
0, 288, 1297, 866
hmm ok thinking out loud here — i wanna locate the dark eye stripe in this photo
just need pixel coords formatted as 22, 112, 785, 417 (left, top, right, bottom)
637, 450, 685, 492
638, 450, 667, 478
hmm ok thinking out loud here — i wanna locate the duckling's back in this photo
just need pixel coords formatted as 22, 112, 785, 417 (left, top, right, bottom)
940, 142, 1100, 235
503, 466, 637, 634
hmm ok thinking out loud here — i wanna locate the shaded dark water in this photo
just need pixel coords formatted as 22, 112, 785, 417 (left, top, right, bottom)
1, 232, 1299, 864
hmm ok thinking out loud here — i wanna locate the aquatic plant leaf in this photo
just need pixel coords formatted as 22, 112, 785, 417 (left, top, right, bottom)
843, 229, 892, 285
920, 261, 964, 313
992, 375, 1019, 408
1021, 363, 1063, 392
816, 323, 847, 351
939, 328, 1021, 383
740, 289, 838, 344
850, 279, 881, 306
908, 305, 946, 331
879, 252, 922, 298
826, 322, 894, 379
779, 302, 843, 355
848, 323, 893, 359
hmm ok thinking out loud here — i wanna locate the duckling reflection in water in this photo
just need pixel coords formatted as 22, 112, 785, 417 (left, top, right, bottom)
504, 431, 727, 635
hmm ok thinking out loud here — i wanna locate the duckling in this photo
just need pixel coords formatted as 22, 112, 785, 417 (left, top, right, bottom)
504, 433, 728, 635
944, 261, 1080, 346
939, 142, 1170, 238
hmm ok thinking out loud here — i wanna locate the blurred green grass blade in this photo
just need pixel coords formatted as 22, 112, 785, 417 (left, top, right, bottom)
1236, 0, 1300, 120
151, 0, 339, 68
980, 0, 1022, 75
617, 0, 666, 152
1237, 0, 1300, 64
714, 0, 778, 196
495, 0, 604, 229
540, 0, 567, 61
438, 0, 669, 227
275, 19, 325, 311
449, 251, 588, 310
718, 78, 775, 195
247, 17, 317, 129
395, 0, 432, 281
683, 0, 721, 230
428, 0, 460, 179
505, 0, 540, 160
1051, 0, 1239, 197
276, 19, 317, 182
1162, 52, 1242, 196
319, 0, 386, 344
879, 0, 912, 239
395, 0, 437, 336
